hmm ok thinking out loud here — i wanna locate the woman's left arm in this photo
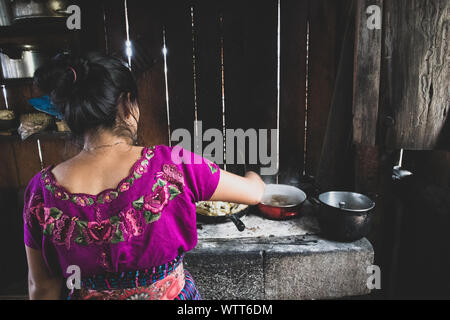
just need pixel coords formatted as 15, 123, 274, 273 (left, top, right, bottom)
25, 245, 63, 300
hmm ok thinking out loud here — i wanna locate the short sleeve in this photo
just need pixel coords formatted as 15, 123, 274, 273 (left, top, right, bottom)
23, 175, 44, 250
170, 146, 221, 202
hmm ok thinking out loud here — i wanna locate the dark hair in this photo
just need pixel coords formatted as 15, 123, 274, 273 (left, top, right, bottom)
34, 52, 138, 138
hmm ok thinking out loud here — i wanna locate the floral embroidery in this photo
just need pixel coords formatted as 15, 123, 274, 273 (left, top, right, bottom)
97, 191, 119, 204
75, 216, 123, 245
206, 160, 218, 174
29, 204, 63, 237
120, 208, 144, 237
40, 147, 155, 206
119, 182, 131, 192
155, 164, 184, 191
28, 150, 188, 248
53, 215, 76, 250
71, 195, 95, 207
55, 190, 70, 200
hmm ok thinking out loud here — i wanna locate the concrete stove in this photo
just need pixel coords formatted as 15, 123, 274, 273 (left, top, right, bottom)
185, 204, 374, 300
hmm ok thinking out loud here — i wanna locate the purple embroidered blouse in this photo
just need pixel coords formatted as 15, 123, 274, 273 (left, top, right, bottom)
23, 145, 220, 278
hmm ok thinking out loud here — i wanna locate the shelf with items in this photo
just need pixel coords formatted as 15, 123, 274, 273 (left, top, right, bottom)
0, 130, 73, 141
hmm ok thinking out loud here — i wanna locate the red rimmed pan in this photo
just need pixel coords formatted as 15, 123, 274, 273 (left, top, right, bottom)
257, 184, 307, 220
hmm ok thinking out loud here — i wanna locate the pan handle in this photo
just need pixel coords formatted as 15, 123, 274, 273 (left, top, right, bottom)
229, 214, 246, 232
309, 196, 321, 207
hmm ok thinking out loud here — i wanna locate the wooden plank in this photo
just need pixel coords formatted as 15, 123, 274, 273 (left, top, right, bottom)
193, 0, 223, 159
306, 0, 339, 177
103, 0, 126, 59
381, 0, 449, 150
315, 0, 357, 191
244, 0, 278, 176
163, 0, 196, 149
11, 139, 42, 187
222, 0, 278, 178
278, 0, 307, 184
127, 0, 169, 146
0, 141, 20, 188
221, 0, 248, 174
77, 0, 107, 54
352, 0, 383, 146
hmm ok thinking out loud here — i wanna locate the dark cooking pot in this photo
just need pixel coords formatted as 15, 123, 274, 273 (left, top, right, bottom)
258, 184, 307, 220
312, 191, 375, 242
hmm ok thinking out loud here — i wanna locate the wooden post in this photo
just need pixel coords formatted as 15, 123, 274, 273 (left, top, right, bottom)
380, 0, 449, 150
352, 0, 383, 146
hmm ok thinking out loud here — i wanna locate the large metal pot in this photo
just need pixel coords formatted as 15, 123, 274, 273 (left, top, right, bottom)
11, 0, 69, 21
0, 44, 48, 79
0, 0, 13, 26
314, 191, 375, 242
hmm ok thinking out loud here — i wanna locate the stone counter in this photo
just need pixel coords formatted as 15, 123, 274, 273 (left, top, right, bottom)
185, 209, 374, 300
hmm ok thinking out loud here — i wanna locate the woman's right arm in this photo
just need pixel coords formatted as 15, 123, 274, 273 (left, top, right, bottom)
25, 245, 63, 300
209, 170, 265, 205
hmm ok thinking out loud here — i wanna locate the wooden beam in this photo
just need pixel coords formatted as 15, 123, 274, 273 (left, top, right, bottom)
278, 0, 307, 183
315, 0, 357, 191
306, 0, 339, 177
380, 0, 449, 150
352, 0, 383, 146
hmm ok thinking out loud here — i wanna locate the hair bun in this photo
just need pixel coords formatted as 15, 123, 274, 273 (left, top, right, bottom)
33, 52, 138, 136
34, 53, 89, 100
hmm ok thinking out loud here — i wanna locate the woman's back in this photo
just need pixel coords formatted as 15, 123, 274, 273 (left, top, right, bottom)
51, 145, 145, 196
24, 145, 220, 275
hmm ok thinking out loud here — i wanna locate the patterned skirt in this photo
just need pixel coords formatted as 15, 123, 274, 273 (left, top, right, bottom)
67, 256, 201, 300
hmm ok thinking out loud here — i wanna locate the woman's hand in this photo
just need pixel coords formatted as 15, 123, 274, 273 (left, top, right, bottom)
25, 245, 63, 300
209, 170, 265, 205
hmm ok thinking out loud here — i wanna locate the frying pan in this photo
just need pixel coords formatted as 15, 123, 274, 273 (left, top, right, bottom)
196, 204, 248, 232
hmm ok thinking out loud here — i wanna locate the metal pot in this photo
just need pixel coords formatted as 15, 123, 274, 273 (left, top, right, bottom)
257, 184, 307, 220
11, 0, 69, 21
313, 191, 375, 242
0, 44, 48, 79
0, 0, 13, 26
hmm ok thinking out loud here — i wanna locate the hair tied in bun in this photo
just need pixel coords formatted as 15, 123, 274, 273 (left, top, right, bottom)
68, 67, 77, 83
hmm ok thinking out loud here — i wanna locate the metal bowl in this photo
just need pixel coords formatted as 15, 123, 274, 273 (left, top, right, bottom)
316, 191, 375, 242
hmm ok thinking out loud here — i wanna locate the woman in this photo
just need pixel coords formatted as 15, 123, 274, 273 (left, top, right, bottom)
24, 53, 265, 300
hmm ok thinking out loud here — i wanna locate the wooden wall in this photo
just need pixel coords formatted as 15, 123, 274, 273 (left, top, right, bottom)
353, 0, 450, 150
97, 0, 349, 184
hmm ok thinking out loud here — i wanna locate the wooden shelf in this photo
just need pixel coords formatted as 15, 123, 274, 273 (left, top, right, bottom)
0, 131, 73, 141
0, 78, 34, 87
0, 19, 78, 38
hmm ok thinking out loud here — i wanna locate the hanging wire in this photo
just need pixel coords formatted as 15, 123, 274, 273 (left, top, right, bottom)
219, 13, 227, 171
190, 6, 200, 152
102, 1, 109, 54
162, 27, 172, 146
1, 85, 9, 109
37, 139, 44, 170
124, 0, 132, 68
276, 0, 281, 183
